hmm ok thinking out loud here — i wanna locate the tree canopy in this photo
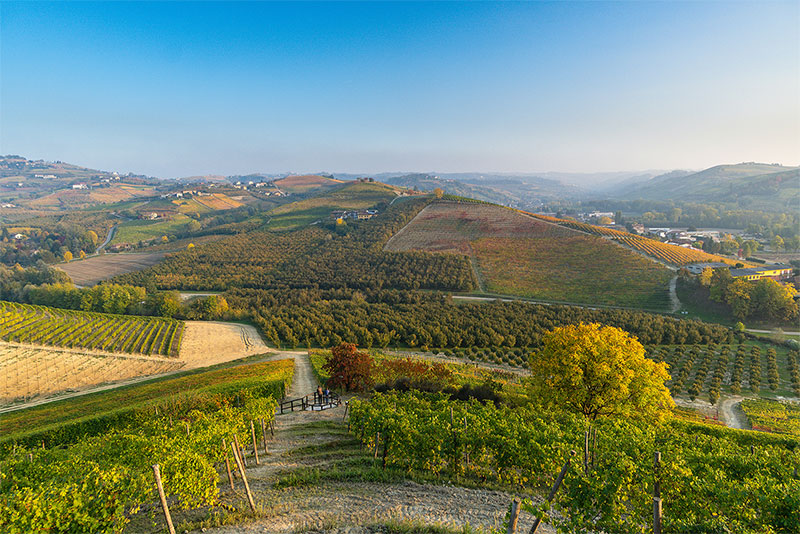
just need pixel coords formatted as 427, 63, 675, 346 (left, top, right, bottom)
528, 323, 674, 421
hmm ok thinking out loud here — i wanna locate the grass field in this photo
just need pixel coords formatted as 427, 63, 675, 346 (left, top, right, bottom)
58, 252, 166, 285
386, 202, 673, 309
267, 181, 399, 231
474, 235, 672, 308
111, 213, 192, 244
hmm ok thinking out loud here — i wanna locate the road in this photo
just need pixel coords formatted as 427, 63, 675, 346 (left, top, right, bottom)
95, 224, 117, 253
746, 328, 800, 336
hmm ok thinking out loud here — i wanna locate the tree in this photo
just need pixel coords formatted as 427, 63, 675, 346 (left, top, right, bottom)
771, 235, 784, 251
433, 187, 444, 199
322, 342, 374, 391
78, 250, 86, 260
86, 230, 98, 247
528, 323, 674, 421
598, 216, 613, 225
63, 251, 73, 262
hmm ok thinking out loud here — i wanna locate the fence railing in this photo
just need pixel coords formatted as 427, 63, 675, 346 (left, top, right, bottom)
279, 392, 341, 414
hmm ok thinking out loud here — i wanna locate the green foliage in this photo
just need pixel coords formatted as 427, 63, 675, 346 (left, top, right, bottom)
0, 396, 279, 533
0, 358, 294, 450
529, 323, 674, 421
741, 399, 800, 435
350, 391, 800, 533
0, 300, 183, 356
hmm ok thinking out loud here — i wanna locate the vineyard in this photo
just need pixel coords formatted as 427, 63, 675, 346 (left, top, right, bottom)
613, 235, 747, 267
741, 399, 800, 435
386, 202, 672, 309
525, 212, 751, 267
0, 345, 184, 404
0, 301, 184, 357
350, 391, 800, 533
0, 358, 294, 533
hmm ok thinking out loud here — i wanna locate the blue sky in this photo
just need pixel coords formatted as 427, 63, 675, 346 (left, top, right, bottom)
1, 1, 798, 178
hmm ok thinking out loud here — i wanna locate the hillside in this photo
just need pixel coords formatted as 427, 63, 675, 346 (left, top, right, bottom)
386, 201, 673, 309
0, 155, 157, 209
617, 163, 799, 210
265, 180, 400, 230
385, 173, 582, 209
272, 174, 344, 194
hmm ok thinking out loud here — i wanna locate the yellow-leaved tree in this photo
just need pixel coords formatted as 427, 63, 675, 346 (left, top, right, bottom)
529, 323, 674, 421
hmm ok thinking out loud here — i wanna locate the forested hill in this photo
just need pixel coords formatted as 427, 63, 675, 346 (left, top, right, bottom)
615, 163, 799, 210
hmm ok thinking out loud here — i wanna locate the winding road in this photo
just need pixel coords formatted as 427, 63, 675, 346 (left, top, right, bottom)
95, 224, 118, 253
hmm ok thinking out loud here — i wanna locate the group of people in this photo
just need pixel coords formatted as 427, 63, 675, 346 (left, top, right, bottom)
315, 385, 332, 405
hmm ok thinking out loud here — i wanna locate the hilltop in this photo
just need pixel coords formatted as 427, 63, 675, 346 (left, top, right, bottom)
272, 174, 344, 194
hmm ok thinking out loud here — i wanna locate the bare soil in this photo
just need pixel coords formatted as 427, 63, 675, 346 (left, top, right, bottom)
57, 252, 166, 286
179, 321, 270, 369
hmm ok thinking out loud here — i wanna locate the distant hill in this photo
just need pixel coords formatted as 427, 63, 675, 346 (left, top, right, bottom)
0, 155, 157, 209
272, 174, 343, 194
384, 173, 581, 210
616, 163, 799, 210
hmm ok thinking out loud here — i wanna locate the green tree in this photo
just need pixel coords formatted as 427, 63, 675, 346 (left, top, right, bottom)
527, 323, 674, 421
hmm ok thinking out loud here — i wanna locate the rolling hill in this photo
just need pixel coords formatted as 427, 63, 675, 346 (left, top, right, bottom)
272, 174, 344, 194
616, 163, 799, 210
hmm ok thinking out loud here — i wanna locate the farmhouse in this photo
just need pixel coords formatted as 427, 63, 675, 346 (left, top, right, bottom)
72, 183, 88, 190
729, 265, 793, 281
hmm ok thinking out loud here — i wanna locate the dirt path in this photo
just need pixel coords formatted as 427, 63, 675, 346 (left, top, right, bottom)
669, 275, 681, 313
191, 353, 554, 534
720, 396, 749, 430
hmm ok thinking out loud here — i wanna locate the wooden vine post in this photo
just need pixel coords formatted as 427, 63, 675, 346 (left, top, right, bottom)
260, 418, 268, 454
152, 464, 176, 534
529, 450, 575, 534
250, 420, 260, 465
230, 441, 257, 512
233, 434, 247, 467
507, 498, 521, 534
654, 451, 662, 534
222, 438, 235, 490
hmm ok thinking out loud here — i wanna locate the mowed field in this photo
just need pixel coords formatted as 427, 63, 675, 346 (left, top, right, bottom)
58, 252, 166, 285
386, 202, 673, 309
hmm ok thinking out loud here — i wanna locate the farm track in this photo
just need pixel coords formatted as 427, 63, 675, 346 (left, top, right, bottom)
188, 352, 555, 534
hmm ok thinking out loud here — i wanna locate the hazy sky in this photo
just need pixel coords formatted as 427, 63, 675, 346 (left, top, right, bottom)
1, 1, 798, 178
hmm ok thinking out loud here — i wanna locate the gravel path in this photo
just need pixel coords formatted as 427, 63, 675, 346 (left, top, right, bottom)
193, 351, 554, 534
720, 396, 749, 430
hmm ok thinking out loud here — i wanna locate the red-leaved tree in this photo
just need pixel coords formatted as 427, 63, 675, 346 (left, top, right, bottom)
323, 342, 374, 391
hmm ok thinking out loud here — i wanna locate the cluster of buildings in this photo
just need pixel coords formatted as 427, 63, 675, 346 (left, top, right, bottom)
330, 209, 379, 221
685, 262, 794, 282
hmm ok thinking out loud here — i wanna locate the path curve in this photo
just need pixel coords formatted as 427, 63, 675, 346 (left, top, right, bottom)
95, 224, 117, 253
720, 396, 749, 430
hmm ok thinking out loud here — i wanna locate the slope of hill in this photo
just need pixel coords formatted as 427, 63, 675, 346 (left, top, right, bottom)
617, 163, 799, 210
272, 174, 344, 194
386, 201, 673, 310
266, 180, 399, 230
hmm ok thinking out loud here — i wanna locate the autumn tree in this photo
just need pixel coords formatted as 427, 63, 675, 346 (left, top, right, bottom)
323, 342, 374, 391
528, 323, 674, 421
63, 251, 73, 262
433, 187, 444, 199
